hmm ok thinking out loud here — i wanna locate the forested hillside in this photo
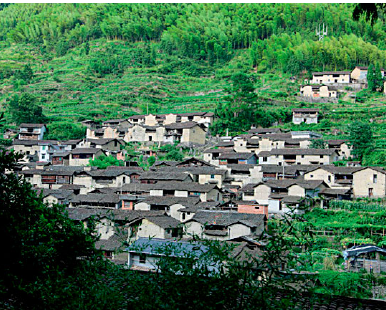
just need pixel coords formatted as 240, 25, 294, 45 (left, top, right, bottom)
1, 3, 386, 148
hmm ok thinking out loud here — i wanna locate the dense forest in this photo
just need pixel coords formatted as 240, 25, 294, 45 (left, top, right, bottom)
0, 3, 386, 144
1, 3, 385, 73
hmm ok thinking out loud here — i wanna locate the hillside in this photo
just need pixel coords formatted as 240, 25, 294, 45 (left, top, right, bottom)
1, 3, 386, 163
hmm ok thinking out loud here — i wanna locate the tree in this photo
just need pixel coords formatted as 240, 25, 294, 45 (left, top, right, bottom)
374, 63, 383, 91
348, 121, 373, 160
309, 139, 327, 149
147, 155, 156, 166
0, 147, 124, 309
89, 154, 124, 169
367, 64, 375, 91
7, 93, 46, 125
45, 122, 86, 140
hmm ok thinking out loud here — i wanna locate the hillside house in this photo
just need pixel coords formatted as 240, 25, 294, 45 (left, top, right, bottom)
218, 152, 258, 166
183, 211, 266, 241
258, 148, 339, 166
149, 181, 222, 202
69, 148, 106, 166
126, 238, 212, 273
311, 71, 351, 84
300, 85, 337, 99
352, 167, 386, 198
129, 216, 182, 240
304, 166, 362, 188
351, 66, 385, 83
292, 108, 320, 125
164, 122, 206, 145
18, 123, 46, 140
327, 139, 353, 159
139, 171, 193, 184
134, 196, 200, 214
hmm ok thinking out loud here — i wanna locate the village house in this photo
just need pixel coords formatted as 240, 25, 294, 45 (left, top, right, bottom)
139, 171, 193, 184
36, 188, 73, 206
128, 216, 183, 240
311, 71, 351, 84
258, 148, 339, 166
69, 193, 122, 208
218, 152, 258, 166
292, 108, 320, 124
18, 123, 46, 140
352, 167, 386, 198
12, 139, 53, 162
240, 179, 326, 214
183, 211, 266, 241
203, 148, 232, 165
134, 196, 200, 215
126, 238, 212, 273
20, 166, 84, 189
304, 166, 361, 188
351, 66, 385, 83
83, 138, 125, 152
327, 139, 353, 159
149, 181, 222, 202
300, 85, 338, 99
164, 122, 207, 145
69, 148, 106, 166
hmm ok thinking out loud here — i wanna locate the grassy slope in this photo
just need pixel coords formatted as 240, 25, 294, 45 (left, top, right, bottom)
1, 38, 386, 156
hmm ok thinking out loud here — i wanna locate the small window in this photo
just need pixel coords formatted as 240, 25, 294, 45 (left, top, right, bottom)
374, 174, 377, 184
320, 155, 323, 159
263, 157, 267, 162
328, 175, 331, 183
139, 254, 146, 264
149, 136, 153, 142
301, 155, 304, 158
182, 213, 186, 220
211, 174, 215, 179
310, 175, 313, 178
123, 177, 126, 184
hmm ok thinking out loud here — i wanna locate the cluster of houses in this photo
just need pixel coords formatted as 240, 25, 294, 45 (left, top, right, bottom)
300, 66, 386, 99
8, 113, 386, 271
84, 112, 214, 146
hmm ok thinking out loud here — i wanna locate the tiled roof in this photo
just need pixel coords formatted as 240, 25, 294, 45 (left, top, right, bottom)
218, 152, 256, 160
71, 148, 104, 154
292, 108, 320, 113
247, 128, 281, 134
145, 215, 181, 228
138, 196, 200, 207
190, 210, 265, 228
165, 121, 201, 129
258, 148, 337, 156
139, 171, 191, 181
150, 181, 218, 193
19, 123, 46, 128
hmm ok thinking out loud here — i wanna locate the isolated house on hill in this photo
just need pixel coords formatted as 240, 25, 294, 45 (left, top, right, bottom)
311, 71, 351, 84
352, 167, 386, 198
18, 123, 46, 140
299, 85, 337, 99
351, 66, 385, 83
292, 109, 320, 125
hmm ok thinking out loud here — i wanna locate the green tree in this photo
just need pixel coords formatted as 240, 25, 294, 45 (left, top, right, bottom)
309, 139, 327, 149
0, 147, 124, 309
45, 122, 86, 140
89, 154, 124, 169
374, 63, 383, 91
6, 93, 46, 125
367, 64, 375, 91
147, 155, 156, 166
348, 121, 373, 160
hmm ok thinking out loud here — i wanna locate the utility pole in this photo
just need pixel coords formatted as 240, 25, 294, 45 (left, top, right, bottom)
316, 23, 328, 41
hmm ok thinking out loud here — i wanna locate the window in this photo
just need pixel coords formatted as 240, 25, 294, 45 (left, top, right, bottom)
42, 146, 46, 150
310, 175, 313, 178
263, 157, 267, 162
182, 213, 186, 220
369, 188, 373, 197
149, 136, 153, 142
139, 254, 146, 264
210, 174, 215, 179
123, 177, 126, 184
374, 174, 378, 184
328, 175, 331, 183
301, 155, 304, 158
320, 155, 323, 159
